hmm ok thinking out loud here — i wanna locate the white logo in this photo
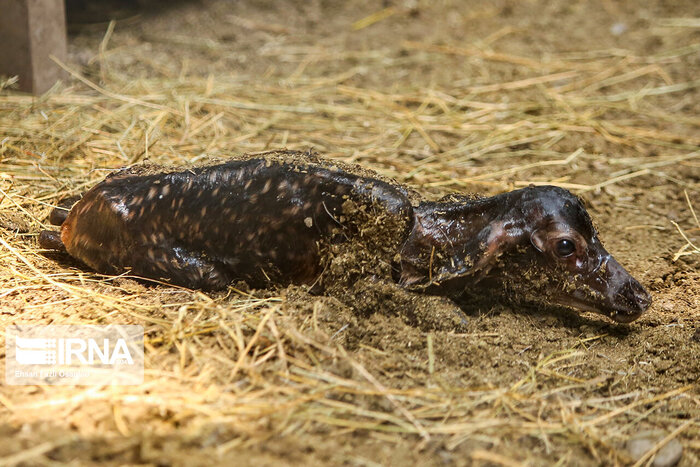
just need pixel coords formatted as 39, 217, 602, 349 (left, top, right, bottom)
15, 337, 134, 365
6, 325, 144, 386
14, 336, 57, 364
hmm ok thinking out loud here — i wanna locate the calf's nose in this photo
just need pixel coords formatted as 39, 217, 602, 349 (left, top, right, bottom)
620, 278, 652, 314
629, 279, 652, 312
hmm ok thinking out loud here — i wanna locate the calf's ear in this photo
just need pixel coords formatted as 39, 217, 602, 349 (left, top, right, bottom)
399, 220, 524, 289
398, 262, 426, 287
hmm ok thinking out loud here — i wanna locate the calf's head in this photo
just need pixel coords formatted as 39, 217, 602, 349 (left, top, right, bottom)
481, 186, 651, 322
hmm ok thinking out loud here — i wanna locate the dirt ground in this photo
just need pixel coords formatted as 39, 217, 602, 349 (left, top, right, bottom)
0, 0, 699, 465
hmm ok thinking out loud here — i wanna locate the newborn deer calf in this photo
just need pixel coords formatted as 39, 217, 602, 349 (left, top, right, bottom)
40, 150, 651, 323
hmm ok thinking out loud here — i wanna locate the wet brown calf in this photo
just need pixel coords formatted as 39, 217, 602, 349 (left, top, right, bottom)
40, 150, 651, 323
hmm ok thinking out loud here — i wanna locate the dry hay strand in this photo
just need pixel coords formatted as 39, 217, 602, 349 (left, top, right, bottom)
672, 190, 700, 261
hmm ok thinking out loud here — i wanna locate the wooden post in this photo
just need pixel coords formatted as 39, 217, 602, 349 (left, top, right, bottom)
0, 0, 67, 94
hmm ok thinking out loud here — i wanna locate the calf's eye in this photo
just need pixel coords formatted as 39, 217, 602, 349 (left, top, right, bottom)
555, 239, 576, 257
